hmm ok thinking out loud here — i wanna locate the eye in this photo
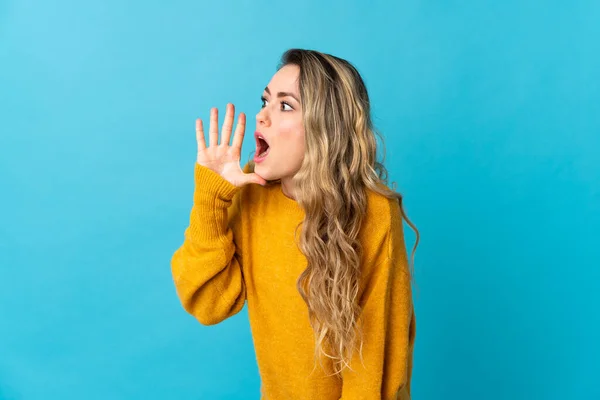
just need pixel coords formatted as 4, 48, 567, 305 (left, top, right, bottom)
280, 101, 293, 111
260, 96, 294, 112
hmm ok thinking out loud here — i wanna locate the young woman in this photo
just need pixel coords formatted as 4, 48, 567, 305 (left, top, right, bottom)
171, 48, 419, 400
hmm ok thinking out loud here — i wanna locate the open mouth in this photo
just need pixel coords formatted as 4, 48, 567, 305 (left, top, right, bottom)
256, 136, 270, 158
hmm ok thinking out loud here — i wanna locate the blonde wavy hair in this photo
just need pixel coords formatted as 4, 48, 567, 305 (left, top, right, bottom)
246, 48, 419, 378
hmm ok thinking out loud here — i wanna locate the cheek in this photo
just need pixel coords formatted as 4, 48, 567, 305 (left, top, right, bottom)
277, 118, 301, 135
277, 120, 305, 153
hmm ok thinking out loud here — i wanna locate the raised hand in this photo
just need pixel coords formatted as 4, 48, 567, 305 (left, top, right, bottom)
196, 103, 267, 187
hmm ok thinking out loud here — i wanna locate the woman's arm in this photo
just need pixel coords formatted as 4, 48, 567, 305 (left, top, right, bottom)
340, 201, 416, 400
170, 163, 246, 325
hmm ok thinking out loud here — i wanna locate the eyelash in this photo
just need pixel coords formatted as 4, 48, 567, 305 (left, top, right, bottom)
260, 96, 293, 111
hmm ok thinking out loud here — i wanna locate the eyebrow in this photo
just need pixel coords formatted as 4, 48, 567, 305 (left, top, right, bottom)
264, 86, 300, 104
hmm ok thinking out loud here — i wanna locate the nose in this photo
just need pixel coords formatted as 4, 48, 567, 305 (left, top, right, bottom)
256, 107, 270, 127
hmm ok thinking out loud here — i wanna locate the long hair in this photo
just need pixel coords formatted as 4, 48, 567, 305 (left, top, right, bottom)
247, 48, 420, 378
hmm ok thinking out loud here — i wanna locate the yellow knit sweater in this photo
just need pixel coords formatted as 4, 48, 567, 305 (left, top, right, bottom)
171, 163, 416, 400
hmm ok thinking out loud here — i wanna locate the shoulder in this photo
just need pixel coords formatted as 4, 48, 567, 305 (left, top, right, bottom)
359, 185, 405, 270
364, 184, 401, 235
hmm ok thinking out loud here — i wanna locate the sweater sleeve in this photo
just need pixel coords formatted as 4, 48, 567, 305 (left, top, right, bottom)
340, 200, 416, 400
170, 163, 246, 326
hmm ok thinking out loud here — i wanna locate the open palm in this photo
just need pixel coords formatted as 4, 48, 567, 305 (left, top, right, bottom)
196, 103, 266, 187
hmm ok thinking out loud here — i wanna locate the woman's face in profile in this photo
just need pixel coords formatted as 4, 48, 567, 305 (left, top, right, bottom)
254, 64, 305, 183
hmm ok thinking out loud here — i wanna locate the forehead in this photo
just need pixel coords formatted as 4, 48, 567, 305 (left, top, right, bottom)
267, 64, 300, 92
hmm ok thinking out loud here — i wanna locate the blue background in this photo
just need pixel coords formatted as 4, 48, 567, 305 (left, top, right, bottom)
1, 0, 598, 399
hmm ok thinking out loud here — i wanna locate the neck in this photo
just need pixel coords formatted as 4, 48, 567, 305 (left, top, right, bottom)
280, 177, 297, 201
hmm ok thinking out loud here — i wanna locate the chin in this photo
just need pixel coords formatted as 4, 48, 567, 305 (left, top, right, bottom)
253, 163, 273, 179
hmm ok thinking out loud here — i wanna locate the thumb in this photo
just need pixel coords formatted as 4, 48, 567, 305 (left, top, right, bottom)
249, 173, 267, 186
